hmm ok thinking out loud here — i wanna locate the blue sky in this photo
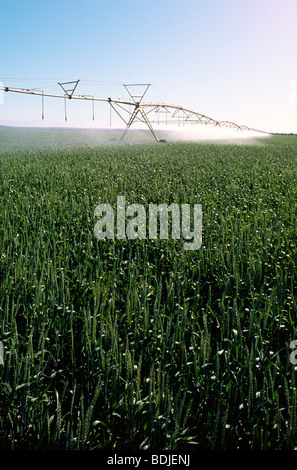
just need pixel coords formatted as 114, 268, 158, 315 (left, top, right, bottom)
0, 0, 296, 133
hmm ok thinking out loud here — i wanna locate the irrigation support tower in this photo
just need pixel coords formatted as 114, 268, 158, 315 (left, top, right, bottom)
0, 80, 269, 141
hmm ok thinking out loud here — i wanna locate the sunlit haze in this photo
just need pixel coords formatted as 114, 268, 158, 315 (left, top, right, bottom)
0, 0, 296, 135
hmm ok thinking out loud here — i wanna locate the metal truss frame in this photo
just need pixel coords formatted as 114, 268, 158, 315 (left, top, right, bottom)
0, 81, 269, 142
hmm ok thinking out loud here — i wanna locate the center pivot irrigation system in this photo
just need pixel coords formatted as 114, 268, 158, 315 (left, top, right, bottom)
0, 80, 269, 142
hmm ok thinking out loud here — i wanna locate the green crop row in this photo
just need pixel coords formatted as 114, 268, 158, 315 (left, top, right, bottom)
0, 130, 297, 450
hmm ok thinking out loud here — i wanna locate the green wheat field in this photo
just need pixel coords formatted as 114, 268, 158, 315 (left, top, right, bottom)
0, 127, 297, 450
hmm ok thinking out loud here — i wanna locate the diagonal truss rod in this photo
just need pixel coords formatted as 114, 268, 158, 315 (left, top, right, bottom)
0, 84, 270, 141
119, 105, 160, 142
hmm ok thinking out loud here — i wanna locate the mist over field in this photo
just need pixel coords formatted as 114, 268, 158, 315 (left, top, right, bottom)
0, 126, 271, 151
1, 129, 297, 450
